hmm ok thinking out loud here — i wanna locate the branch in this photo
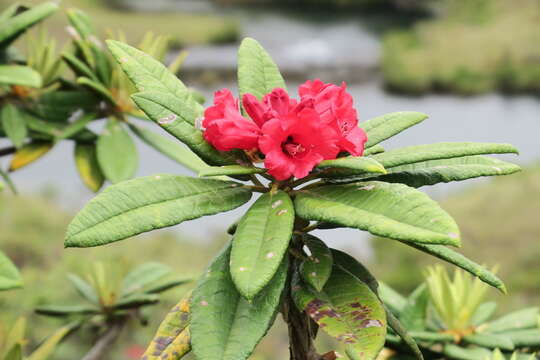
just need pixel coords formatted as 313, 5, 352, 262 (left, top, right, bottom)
82, 321, 125, 360
0, 146, 16, 157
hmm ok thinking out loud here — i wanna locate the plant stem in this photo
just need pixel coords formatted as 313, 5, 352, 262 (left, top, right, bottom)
0, 146, 16, 157
82, 321, 125, 360
283, 291, 320, 360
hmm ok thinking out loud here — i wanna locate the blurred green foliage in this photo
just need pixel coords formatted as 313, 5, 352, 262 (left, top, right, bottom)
372, 163, 540, 310
382, 0, 540, 94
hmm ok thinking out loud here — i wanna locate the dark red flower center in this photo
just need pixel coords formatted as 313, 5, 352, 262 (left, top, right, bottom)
282, 136, 306, 158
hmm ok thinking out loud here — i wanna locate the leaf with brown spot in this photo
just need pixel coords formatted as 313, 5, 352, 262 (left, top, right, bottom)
142, 296, 191, 359
300, 235, 333, 292
293, 266, 387, 360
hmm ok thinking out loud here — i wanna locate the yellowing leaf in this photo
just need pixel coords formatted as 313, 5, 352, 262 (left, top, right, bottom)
9, 142, 53, 171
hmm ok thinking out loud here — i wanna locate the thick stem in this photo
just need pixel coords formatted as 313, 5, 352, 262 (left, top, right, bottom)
82, 321, 125, 360
283, 295, 320, 360
0, 146, 16, 157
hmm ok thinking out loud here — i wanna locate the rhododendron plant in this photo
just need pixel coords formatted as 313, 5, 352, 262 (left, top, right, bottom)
64, 37, 521, 360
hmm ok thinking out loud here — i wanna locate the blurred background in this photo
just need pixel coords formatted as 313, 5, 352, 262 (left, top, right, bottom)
0, 0, 539, 358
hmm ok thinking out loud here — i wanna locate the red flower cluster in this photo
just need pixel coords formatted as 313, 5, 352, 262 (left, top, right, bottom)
202, 79, 368, 180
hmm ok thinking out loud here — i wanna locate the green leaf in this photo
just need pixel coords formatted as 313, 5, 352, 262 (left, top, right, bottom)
4, 344, 22, 360
330, 249, 378, 294
300, 235, 333, 292
3, 318, 26, 357
409, 331, 455, 342
0, 250, 22, 291
62, 52, 99, 82
34, 90, 99, 123
1, 104, 27, 148
114, 293, 159, 310
293, 266, 387, 360
74, 143, 104, 192
121, 262, 172, 296
471, 302, 497, 326
27, 323, 77, 360
199, 165, 265, 177
373, 156, 521, 188
499, 329, 540, 347
145, 277, 191, 294
230, 191, 294, 299
360, 112, 428, 148
295, 181, 461, 247
237, 37, 286, 99
317, 156, 387, 177
96, 119, 138, 183
35, 305, 99, 317
65, 175, 252, 247
129, 124, 208, 173
463, 333, 514, 350
0, 65, 42, 88
373, 142, 518, 168
363, 144, 385, 156
399, 284, 429, 331
399, 242, 507, 293
66, 8, 94, 39
191, 246, 287, 360
485, 307, 539, 333
0, 2, 58, 47
143, 296, 191, 360
131, 92, 237, 166
106, 40, 202, 113
385, 308, 424, 360
55, 113, 95, 141
378, 282, 406, 315
0, 3, 21, 23
67, 274, 99, 305
443, 344, 491, 360
77, 77, 116, 105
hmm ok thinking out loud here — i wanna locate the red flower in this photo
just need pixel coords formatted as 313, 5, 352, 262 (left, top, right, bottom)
202, 89, 260, 151
242, 88, 297, 127
299, 79, 367, 156
259, 104, 340, 180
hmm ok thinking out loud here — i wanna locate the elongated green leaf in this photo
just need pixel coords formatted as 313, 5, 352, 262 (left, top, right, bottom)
74, 143, 104, 192
34, 90, 99, 123
67, 274, 99, 305
300, 235, 333, 292
191, 246, 287, 360
444, 344, 491, 360
363, 144, 385, 156
360, 112, 427, 148
0, 250, 22, 291
66, 8, 94, 39
145, 277, 191, 294
121, 262, 172, 296
0, 2, 58, 47
374, 156, 521, 188
237, 37, 286, 99
199, 165, 265, 177
231, 191, 293, 299
1, 104, 27, 148
0, 3, 21, 23
77, 77, 116, 105
56, 113, 95, 141
463, 333, 514, 350
295, 181, 460, 246
114, 293, 159, 310
385, 308, 424, 360
65, 175, 252, 247
131, 92, 237, 166
96, 119, 138, 183
62, 52, 99, 82
409, 331, 455, 342
373, 142, 518, 168
143, 297, 191, 359
0, 65, 41, 88
378, 282, 406, 315
35, 304, 99, 317
293, 266, 387, 360
499, 329, 540, 347
106, 40, 202, 113
485, 307, 539, 333
317, 156, 387, 177
9, 141, 53, 171
4, 318, 26, 356
331, 249, 378, 293
27, 323, 77, 360
400, 242, 506, 293
471, 302, 497, 326
399, 284, 429, 331
129, 124, 208, 173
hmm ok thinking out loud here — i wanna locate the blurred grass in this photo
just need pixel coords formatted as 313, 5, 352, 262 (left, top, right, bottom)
382, 0, 540, 94
0, 0, 240, 47
371, 163, 540, 310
